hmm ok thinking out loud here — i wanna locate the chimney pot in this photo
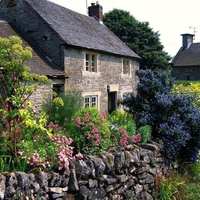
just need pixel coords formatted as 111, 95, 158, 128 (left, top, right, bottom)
181, 33, 194, 49
88, 2, 103, 23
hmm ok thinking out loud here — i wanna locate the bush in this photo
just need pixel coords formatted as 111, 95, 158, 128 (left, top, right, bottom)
122, 69, 200, 161
108, 110, 136, 135
70, 107, 111, 155
43, 90, 83, 130
138, 125, 152, 143
0, 36, 82, 171
157, 160, 200, 200
172, 82, 200, 109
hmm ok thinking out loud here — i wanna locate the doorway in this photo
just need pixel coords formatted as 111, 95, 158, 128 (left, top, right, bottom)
108, 92, 117, 114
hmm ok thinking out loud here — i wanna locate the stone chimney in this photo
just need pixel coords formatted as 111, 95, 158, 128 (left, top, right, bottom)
88, 1, 103, 23
181, 33, 194, 49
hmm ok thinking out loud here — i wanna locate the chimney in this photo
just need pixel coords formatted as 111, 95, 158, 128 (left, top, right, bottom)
181, 33, 194, 49
88, 1, 103, 23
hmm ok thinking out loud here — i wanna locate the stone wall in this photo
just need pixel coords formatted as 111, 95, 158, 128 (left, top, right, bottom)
29, 84, 52, 111
0, 141, 172, 200
172, 66, 200, 80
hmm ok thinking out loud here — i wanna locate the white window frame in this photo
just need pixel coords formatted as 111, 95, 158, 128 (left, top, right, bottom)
123, 59, 131, 75
84, 95, 98, 108
85, 53, 97, 72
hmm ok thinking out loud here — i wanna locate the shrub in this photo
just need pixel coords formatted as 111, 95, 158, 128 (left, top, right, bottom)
71, 107, 111, 155
157, 160, 200, 200
122, 69, 200, 161
108, 110, 136, 136
137, 125, 152, 143
0, 36, 83, 171
0, 36, 51, 166
109, 127, 141, 151
43, 90, 83, 130
108, 109, 151, 145
18, 122, 82, 171
172, 82, 200, 109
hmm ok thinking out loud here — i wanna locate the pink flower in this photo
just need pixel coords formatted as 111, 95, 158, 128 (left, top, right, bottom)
85, 146, 91, 151
75, 117, 81, 126
84, 113, 90, 122
91, 127, 98, 133
100, 110, 106, 118
131, 134, 141, 143
87, 134, 93, 139
89, 122, 94, 127
48, 121, 59, 130
75, 152, 83, 160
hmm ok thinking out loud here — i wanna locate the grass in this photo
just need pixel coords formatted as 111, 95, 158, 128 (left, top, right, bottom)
158, 160, 200, 200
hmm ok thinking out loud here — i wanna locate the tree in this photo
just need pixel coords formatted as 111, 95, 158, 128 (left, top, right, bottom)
104, 9, 171, 71
122, 69, 200, 161
0, 36, 50, 162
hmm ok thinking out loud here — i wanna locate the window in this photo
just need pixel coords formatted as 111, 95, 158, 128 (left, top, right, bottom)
53, 84, 64, 96
85, 95, 98, 107
85, 53, 97, 72
123, 59, 130, 74
123, 92, 131, 100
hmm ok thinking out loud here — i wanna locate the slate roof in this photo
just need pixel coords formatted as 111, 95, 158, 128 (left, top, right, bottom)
0, 20, 64, 77
171, 43, 200, 67
25, 0, 140, 59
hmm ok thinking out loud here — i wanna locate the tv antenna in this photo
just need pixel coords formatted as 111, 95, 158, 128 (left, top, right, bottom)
189, 26, 198, 40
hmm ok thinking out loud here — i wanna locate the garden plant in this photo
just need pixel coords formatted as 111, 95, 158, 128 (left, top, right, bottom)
0, 36, 82, 171
122, 69, 200, 161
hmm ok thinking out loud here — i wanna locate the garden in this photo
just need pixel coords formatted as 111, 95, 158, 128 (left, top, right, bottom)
1, 36, 200, 199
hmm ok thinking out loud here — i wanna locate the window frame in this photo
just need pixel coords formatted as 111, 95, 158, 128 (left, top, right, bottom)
85, 53, 97, 72
122, 59, 131, 75
84, 95, 98, 108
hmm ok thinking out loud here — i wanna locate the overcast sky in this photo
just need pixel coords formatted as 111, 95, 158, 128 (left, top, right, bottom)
49, 0, 200, 58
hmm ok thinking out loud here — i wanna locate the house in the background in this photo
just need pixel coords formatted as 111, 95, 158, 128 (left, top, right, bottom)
0, 0, 140, 113
171, 33, 200, 80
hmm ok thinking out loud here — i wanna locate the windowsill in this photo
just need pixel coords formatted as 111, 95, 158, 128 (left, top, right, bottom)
82, 71, 100, 76
121, 73, 132, 78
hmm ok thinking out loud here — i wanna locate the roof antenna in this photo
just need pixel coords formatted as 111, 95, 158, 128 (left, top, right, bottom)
189, 26, 196, 40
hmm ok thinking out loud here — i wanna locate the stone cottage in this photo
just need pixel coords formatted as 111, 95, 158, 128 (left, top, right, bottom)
171, 33, 200, 80
0, 0, 140, 113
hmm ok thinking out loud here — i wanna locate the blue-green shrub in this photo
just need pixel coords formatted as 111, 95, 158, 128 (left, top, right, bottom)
122, 69, 200, 161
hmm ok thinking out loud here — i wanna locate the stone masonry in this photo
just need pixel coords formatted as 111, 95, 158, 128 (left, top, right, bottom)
0, 141, 173, 200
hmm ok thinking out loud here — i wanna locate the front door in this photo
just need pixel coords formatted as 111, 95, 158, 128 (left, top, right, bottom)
108, 92, 117, 114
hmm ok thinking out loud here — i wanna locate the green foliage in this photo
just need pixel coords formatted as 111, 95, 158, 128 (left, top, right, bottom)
104, 9, 171, 71
157, 160, 200, 200
122, 69, 200, 161
138, 125, 152, 143
43, 90, 83, 130
0, 36, 52, 164
0, 155, 28, 172
187, 159, 200, 182
18, 121, 78, 171
108, 110, 147, 150
157, 174, 183, 200
0, 36, 80, 171
172, 82, 200, 109
108, 110, 135, 135
71, 107, 111, 155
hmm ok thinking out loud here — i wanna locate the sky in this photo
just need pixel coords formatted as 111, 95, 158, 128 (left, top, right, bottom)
49, 0, 200, 58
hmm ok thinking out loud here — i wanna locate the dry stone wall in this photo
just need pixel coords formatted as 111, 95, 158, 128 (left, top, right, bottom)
0, 141, 172, 200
